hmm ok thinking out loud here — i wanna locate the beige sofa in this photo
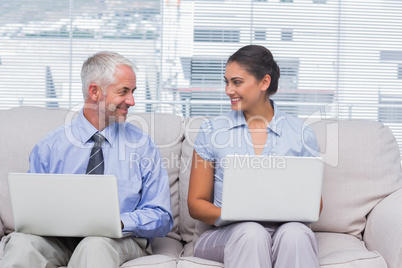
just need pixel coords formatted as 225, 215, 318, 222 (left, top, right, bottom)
1, 106, 402, 268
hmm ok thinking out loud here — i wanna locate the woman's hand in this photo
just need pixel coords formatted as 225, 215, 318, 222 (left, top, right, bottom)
319, 196, 323, 215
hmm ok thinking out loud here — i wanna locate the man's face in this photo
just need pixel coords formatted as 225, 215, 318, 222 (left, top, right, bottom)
99, 65, 136, 125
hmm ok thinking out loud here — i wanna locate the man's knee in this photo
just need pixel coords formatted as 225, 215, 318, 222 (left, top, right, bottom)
68, 237, 120, 268
7, 232, 41, 243
75, 237, 115, 254
6, 233, 54, 251
69, 236, 145, 267
1, 233, 70, 268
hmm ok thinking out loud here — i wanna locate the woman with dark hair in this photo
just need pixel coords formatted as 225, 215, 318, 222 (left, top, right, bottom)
188, 45, 321, 267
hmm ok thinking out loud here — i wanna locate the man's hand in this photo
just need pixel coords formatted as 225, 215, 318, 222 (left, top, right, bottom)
121, 221, 124, 230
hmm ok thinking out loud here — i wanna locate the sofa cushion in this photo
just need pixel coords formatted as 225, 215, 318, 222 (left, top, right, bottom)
0, 106, 70, 233
179, 117, 207, 244
364, 188, 402, 268
316, 232, 387, 267
177, 257, 223, 268
126, 113, 185, 241
120, 255, 177, 268
310, 119, 402, 239
52, 257, 178, 268
151, 237, 183, 258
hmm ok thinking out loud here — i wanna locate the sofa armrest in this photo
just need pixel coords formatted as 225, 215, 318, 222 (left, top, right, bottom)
364, 188, 402, 268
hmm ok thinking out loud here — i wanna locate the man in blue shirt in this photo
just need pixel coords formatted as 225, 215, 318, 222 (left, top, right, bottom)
0, 51, 173, 267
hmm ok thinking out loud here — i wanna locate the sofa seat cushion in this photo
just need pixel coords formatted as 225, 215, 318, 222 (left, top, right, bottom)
316, 232, 387, 267
56, 255, 179, 268
177, 257, 223, 268
121, 255, 177, 268
151, 237, 183, 258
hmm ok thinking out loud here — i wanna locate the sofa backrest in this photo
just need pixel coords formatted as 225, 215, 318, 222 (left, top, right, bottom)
1, 107, 402, 247
0, 107, 185, 241
178, 117, 207, 248
126, 112, 185, 241
310, 119, 402, 238
0, 107, 71, 234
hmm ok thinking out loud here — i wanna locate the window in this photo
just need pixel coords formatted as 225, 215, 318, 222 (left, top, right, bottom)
399, 64, 402, 80
189, 58, 226, 86
254, 30, 266, 41
381, 51, 402, 80
379, 93, 402, 123
281, 29, 293, 41
1, 0, 402, 157
277, 59, 299, 91
194, 29, 240, 43
381, 51, 402, 61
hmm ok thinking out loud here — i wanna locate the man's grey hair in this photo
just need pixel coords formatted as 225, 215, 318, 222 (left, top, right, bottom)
81, 51, 136, 99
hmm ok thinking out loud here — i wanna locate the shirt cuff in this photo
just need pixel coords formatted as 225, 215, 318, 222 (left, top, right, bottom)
120, 213, 135, 233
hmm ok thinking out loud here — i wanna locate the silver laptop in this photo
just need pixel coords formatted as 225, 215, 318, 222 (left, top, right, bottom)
7, 173, 133, 238
215, 155, 324, 227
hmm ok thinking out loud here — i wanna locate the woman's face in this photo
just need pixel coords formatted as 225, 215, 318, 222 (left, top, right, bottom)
224, 61, 270, 112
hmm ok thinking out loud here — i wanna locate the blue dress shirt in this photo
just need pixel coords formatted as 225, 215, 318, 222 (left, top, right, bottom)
194, 100, 320, 208
28, 109, 173, 240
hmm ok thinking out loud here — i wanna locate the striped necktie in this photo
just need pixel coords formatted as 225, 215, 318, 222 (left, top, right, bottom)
86, 132, 105, 175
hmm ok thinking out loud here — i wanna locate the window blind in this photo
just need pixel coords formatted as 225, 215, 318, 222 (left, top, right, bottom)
0, 0, 401, 155
0, 0, 162, 112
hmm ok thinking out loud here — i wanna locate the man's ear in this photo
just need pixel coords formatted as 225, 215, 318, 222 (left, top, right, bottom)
260, 74, 271, 93
88, 83, 102, 101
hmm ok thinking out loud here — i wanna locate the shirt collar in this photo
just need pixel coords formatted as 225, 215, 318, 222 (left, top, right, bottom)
77, 109, 118, 146
228, 110, 248, 129
268, 100, 286, 136
227, 100, 286, 136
